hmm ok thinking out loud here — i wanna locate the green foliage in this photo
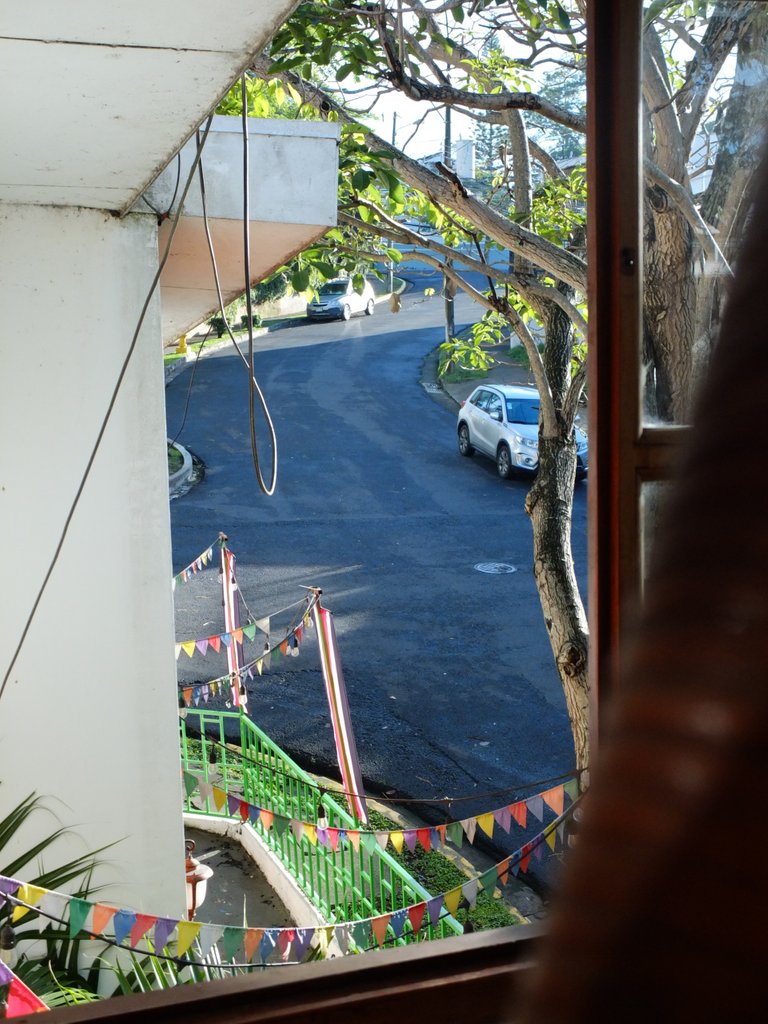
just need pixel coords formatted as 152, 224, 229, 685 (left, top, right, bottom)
531, 167, 587, 247
438, 336, 497, 379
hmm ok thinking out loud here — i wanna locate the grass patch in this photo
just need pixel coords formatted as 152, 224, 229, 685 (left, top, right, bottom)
167, 443, 183, 475
368, 809, 521, 931
439, 365, 489, 384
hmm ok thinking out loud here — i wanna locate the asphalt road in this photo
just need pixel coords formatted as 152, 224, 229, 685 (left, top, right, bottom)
167, 272, 586, 827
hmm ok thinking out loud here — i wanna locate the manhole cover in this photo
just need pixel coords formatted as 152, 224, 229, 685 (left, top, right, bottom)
474, 562, 518, 574
421, 382, 443, 393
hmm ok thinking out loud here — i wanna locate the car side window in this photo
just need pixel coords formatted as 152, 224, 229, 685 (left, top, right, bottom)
472, 390, 491, 410
487, 395, 503, 421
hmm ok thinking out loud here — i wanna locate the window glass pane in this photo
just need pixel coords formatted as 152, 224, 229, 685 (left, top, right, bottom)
639, 479, 676, 588
641, 3, 768, 426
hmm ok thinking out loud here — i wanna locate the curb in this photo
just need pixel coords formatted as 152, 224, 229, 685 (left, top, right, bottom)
168, 440, 193, 498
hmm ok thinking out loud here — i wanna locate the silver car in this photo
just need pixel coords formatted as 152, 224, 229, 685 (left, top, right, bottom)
457, 384, 588, 479
306, 278, 376, 321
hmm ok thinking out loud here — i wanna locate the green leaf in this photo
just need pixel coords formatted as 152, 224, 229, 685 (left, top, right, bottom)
291, 267, 311, 292
386, 248, 402, 264
352, 168, 373, 191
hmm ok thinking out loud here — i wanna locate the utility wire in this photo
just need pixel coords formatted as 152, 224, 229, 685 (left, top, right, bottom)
0, 116, 216, 707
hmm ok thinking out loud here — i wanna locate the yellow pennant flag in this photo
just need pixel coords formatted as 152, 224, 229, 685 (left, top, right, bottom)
176, 921, 201, 957
545, 828, 558, 852
371, 914, 392, 948
212, 786, 227, 812
181, 641, 196, 659
477, 813, 495, 838
444, 886, 463, 918
303, 824, 318, 846
11, 883, 47, 922
389, 830, 404, 854
256, 658, 263, 676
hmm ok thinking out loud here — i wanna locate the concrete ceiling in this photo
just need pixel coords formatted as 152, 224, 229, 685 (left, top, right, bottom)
0, 0, 299, 212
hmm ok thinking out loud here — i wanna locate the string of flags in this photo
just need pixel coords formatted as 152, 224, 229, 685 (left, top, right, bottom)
0, 802, 576, 968
182, 771, 579, 853
171, 541, 218, 591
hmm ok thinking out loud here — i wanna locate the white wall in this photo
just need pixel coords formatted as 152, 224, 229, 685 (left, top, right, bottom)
0, 204, 186, 918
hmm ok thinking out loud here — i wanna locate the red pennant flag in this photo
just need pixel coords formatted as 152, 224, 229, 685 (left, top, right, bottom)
408, 903, 427, 935
208, 635, 221, 654
417, 828, 431, 852
510, 801, 527, 828
239, 800, 249, 822
519, 844, 532, 873
130, 914, 156, 947
327, 828, 341, 852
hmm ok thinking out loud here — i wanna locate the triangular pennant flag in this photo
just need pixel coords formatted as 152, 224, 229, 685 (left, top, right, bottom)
316, 826, 329, 847
527, 795, 545, 822
174, 644, 181, 660
494, 807, 512, 833
153, 917, 177, 952
477, 812, 495, 838
361, 832, 379, 855
208, 635, 221, 654
291, 819, 305, 843
557, 822, 566, 845
545, 827, 558, 852
183, 688, 193, 707
510, 801, 527, 828
259, 808, 274, 831
259, 929, 279, 962
519, 844, 532, 873
417, 828, 431, 852
0, 878, 21, 898
256, 659, 263, 676
542, 785, 565, 817
303, 823, 317, 846
389, 909, 408, 938
277, 929, 294, 960
327, 828, 341, 852
183, 772, 198, 798
371, 914, 392, 948
446, 821, 464, 848
293, 927, 314, 961
223, 926, 243, 961
335, 923, 351, 955
197, 924, 224, 958
68, 897, 92, 937
176, 921, 201, 957
408, 902, 426, 935
351, 920, 371, 951
534, 842, 544, 861
564, 778, 580, 804
434, 825, 447, 847
232, 628, 243, 645
212, 787, 227, 812
195, 638, 209, 656
497, 858, 511, 887
38, 891, 68, 921
273, 814, 290, 837
239, 800, 249, 823
347, 830, 360, 851
427, 895, 443, 928
404, 830, 418, 854
243, 624, 256, 642
389, 830, 404, 854
244, 928, 264, 961
181, 641, 196, 659
198, 781, 213, 802
462, 817, 477, 844
376, 831, 389, 851
480, 867, 498, 895
227, 794, 240, 817
444, 886, 463, 917
461, 878, 478, 907
130, 914, 156, 947
113, 910, 137, 946
255, 616, 270, 636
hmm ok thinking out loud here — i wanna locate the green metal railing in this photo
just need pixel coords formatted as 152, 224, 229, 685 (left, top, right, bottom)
179, 709, 461, 946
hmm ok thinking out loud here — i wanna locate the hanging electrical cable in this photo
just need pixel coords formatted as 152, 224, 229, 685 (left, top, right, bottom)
0, 116, 216, 706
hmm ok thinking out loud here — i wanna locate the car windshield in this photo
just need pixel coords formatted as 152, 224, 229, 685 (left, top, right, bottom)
505, 398, 539, 424
319, 281, 348, 295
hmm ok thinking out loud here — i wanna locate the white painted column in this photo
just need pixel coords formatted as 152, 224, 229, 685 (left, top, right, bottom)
0, 204, 186, 918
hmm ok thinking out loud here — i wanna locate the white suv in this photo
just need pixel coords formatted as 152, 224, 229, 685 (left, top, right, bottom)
457, 384, 588, 479
306, 278, 376, 321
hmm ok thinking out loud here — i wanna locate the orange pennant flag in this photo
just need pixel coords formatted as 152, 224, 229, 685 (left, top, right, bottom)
477, 812, 495, 838
347, 830, 361, 851
444, 886, 463, 917
176, 921, 201, 957
92, 904, 117, 935
435, 824, 447, 846
510, 801, 527, 828
497, 858, 511, 887
244, 928, 264, 961
260, 809, 274, 831
232, 628, 244, 645
542, 785, 565, 817
371, 914, 392, 948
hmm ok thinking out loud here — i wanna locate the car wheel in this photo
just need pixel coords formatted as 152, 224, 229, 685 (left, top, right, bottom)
365, 298, 375, 316
458, 423, 474, 457
341, 304, 351, 321
497, 444, 513, 479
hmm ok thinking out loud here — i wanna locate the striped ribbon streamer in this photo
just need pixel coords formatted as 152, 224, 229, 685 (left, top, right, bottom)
312, 602, 368, 824
221, 545, 246, 712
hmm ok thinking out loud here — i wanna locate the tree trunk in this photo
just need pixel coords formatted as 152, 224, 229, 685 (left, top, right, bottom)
525, 434, 589, 772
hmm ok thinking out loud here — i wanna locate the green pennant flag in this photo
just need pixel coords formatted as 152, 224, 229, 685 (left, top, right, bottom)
183, 771, 198, 798
564, 778, 580, 804
273, 814, 290, 837
243, 623, 257, 642
350, 920, 371, 951
360, 832, 379, 855
69, 897, 92, 938
480, 867, 498, 895
446, 821, 464, 848
223, 926, 243, 960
